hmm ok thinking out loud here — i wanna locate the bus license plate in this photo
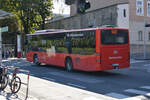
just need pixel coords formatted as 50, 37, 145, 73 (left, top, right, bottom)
112, 64, 119, 69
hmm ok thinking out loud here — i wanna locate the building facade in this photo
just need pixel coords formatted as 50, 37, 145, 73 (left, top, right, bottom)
70, 0, 150, 58
0, 10, 17, 57
47, 0, 150, 58
70, 0, 128, 16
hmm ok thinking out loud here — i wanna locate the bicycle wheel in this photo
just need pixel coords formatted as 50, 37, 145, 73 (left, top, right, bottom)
0, 75, 8, 90
10, 76, 21, 93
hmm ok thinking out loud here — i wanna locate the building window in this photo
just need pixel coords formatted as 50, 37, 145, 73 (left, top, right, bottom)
149, 32, 150, 40
138, 31, 143, 41
147, 0, 150, 17
136, 0, 144, 16
123, 9, 126, 17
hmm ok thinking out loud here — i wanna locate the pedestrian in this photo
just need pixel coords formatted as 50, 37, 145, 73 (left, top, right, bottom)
6, 50, 9, 58
9, 49, 13, 58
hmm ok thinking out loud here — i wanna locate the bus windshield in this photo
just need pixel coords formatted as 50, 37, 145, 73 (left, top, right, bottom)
101, 30, 128, 45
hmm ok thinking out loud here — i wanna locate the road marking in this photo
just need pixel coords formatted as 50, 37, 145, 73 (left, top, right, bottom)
105, 92, 130, 99
144, 64, 150, 67
130, 60, 145, 64
141, 86, 150, 90
67, 83, 86, 89
42, 77, 56, 81
124, 89, 148, 95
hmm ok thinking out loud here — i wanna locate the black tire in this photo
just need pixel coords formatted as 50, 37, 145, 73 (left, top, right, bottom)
65, 58, 73, 72
33, 55, 40, 65
10, 76, 21, 93
0, 75, 8, 90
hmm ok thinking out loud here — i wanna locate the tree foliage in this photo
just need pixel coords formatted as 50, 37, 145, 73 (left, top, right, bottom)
0, 0, 53, 34
37, 0, 53, 29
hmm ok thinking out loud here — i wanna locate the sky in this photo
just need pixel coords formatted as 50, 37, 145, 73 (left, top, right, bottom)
52, 0, 70, 15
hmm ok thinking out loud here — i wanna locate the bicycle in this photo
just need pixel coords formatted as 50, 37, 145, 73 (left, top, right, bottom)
0, 66, 8, 90
0, 66, 21, 93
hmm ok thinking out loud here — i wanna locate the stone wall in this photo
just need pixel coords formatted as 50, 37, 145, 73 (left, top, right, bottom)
45, 5, 118, 30
71, 0, 129, 16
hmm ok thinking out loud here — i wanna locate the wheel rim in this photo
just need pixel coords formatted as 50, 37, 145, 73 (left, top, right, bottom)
66, 59, 72, 71
67, 62, 71, 71
34, 56, 38, 64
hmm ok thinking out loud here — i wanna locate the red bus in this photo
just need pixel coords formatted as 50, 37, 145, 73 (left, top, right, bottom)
26, 27, 130, 71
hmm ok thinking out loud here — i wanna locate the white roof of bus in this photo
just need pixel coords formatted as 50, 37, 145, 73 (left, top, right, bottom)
27, 27, 128, 36
35, 29, 66, 33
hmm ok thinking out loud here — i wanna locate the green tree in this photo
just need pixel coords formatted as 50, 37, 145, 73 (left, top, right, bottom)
11, 0, 41, 34
0, 0, 53, 34
37, 0, 53, 29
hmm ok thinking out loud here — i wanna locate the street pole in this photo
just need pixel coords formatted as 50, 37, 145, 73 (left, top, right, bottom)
0, 28, 2, 66
17, 35, 21, 58
143, 19, 147, 59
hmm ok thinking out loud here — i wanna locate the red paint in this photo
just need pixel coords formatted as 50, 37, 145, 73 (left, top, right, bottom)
26, 28, 130, 72
17, 52, 21, 58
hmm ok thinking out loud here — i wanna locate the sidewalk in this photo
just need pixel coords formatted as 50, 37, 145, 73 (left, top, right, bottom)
18, 74, 116, 100
0, 91, 37, 100
17, 74, 150, 100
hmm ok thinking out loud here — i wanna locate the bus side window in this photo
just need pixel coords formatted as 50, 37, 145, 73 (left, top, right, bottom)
25, 39, 28, 45
64, 41, 72, 53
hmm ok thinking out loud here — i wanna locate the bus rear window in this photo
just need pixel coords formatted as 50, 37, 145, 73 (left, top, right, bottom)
101, 30, 128, 45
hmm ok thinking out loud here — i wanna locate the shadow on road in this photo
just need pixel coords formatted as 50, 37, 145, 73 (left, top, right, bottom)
0, 91, 21, 100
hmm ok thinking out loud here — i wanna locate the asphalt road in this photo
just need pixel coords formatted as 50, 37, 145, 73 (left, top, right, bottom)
2, 58, 150, 100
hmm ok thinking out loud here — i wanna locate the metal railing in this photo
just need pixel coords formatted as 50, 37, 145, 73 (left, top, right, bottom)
130, 44, 150, 59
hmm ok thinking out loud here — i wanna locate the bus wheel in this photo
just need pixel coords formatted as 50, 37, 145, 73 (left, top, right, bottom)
65, 58, 73, 72
33, 55, 40, 65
